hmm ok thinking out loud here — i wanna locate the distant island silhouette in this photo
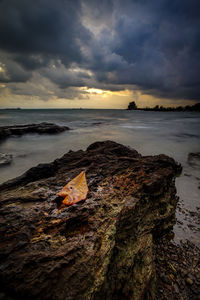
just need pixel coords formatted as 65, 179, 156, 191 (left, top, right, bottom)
4, 107, 21, 110
127, 101, 200, 112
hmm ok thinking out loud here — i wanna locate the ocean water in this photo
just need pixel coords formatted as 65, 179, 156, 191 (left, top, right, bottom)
0, 109, 200, 244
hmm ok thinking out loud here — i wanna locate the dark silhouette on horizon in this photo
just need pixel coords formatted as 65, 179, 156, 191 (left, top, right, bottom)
127, 101, 200, 112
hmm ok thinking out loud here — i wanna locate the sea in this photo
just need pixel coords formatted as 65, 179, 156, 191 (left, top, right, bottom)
0, 109, 200, 245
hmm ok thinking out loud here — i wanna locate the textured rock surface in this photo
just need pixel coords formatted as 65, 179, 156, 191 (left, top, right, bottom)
0, 122, 69, 140
0, 141, 181, 300
155, 237, 200, 300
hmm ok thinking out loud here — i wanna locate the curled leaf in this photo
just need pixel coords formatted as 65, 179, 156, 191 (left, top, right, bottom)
57, 171, 89, 206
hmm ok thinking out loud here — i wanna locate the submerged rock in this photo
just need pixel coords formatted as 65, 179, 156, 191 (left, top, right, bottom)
0, 153, 12, 166
0, 141, 181, 300
188, 152, 200, 166
0, 122, 69, 140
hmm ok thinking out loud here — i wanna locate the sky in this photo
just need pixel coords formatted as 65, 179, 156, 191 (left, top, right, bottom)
0, 0, 199, 109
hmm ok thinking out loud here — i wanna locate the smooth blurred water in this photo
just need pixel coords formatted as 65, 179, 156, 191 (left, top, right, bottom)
0, 109, 200, 244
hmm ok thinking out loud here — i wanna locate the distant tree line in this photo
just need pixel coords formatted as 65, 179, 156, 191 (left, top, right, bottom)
127, 101, 200, 112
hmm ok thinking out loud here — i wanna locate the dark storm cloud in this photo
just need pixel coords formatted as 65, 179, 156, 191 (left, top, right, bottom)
14, 54, 50, 71
85, 0, 200, 100
0, 0, 199, 101
40, 63, 91, 89
0, 54, 31, 83
0, 0, 90, 67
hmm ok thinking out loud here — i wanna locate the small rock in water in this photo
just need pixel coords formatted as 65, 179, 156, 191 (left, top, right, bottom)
0, 153, 12, 166
188, 152, 200, 166
0, 122, 70, 140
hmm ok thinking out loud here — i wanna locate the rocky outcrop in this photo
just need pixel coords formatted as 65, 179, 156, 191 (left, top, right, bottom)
127, 101, 137, 110
0, 122, 69, 140
0, 141, 181, 300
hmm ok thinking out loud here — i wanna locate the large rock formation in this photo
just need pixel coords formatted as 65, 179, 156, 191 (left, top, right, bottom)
0, 123, 69, 140
0, 141, 181, 300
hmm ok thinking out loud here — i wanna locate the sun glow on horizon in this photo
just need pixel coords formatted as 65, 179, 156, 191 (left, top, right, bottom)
0, 85, 196, 109
85, 88, 104, 94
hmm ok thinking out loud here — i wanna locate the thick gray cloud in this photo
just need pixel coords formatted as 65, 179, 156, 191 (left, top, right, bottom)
0, 0, 199, 101
0, 53, 31, 82
83, 0, 200, 100
0, 0, 90, 63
